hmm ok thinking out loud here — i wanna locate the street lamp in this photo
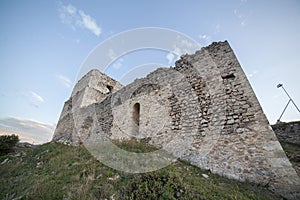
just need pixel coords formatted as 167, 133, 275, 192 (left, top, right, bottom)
276, 83, 300, 123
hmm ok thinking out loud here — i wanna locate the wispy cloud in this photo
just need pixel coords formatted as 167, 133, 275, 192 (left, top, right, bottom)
165, 38, 200, 65
112, 58, 124, 69
56, 74, 72, 88
30, 91, 45, 103
166, 52, 175, 65
108, 49, 117, 60
233, 7, 251, 27
199, 34, 212, 46
173, 35, 201, 55
78, 10, 101, 36
162, 35, 201, 66
59, 3, 101, 36
59, 4, 77, 30
164, 47, 181, 66
213, 24, 220, 34
0, 117, 55, 144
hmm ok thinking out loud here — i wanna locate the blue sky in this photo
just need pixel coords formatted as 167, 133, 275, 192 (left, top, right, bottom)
0, 0, 299, 143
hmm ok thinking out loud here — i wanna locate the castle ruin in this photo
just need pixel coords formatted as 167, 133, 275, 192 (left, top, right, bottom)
53, 41, 300, 199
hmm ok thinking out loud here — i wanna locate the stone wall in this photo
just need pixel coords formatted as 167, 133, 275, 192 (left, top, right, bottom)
53, 41, 300, 199
272, 121, 300, 145
53, 69, 123, 144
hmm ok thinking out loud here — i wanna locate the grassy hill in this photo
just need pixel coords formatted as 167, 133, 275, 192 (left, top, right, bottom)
0, 141, 283, 200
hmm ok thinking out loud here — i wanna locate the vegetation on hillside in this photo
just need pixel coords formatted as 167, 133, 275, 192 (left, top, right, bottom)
0, 134, 19, 156
280, 141, 300, 176
0, 141, 282, 200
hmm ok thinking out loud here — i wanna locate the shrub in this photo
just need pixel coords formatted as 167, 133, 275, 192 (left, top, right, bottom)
0, 134, 19, 156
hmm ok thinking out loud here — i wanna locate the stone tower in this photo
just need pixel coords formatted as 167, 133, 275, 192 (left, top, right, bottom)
53, 69, 123, 144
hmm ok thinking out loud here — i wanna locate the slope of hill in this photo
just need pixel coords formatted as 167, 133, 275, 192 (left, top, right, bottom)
272, 121, 300, 176
0, 141, 283, 200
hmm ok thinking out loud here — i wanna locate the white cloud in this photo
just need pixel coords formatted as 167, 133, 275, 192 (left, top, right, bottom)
175, 35, 201, 55
162, 35, 201, 66
30, 91, 45, 103
199, 34, 212, 46
112, 58, 124, 69
59, 4, 77, 30
78, 10, 101, 36
0, 117, 55, 144
180, 39, 195, 49
199, 34, 210, 40
166, 52, 175, 65
165, 47, 187, 66
56, 74, 72, 88
65, 4, 77, 15
108, 49, 117, 60
59, 3, 101, 37
173, 46, 183, 55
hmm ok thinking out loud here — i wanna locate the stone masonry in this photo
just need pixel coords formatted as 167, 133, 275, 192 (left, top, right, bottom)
272, 121, 300, 145
53, 41, 300, 199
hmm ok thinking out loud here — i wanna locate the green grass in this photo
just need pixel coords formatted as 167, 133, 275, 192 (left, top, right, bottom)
0, 141, 282, 200
280, 142, 300, 155
112, 138, 159, 153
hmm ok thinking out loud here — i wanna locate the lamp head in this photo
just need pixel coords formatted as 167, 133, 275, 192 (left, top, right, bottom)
277, 84, 283, 88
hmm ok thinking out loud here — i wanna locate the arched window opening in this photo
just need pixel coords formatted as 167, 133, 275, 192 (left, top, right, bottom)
132, 103, 140, 135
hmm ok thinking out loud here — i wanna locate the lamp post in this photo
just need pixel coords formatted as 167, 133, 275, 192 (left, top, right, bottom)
276, 84, 300, 123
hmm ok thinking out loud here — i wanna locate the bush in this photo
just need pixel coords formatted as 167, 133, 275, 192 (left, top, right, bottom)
0, 134, 19, 156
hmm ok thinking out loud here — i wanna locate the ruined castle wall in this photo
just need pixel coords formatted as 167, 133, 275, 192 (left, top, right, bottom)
53, 41, 300, 198
52, 98, 76, 144
110, 68, 179, 146
109, 41, 299, 196
184, 42, 299, 195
